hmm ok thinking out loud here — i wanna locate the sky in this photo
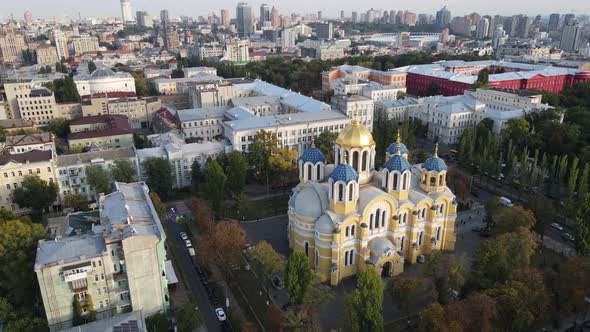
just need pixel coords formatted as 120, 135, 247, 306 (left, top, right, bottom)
2, 0, 590, 21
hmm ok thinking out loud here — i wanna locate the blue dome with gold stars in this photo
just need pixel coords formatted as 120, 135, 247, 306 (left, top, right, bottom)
423, 157, 447, 172
386, 142, 409, 156
299, 147, 326, 164
330, 163, 358, 183
383, 154, 412, 173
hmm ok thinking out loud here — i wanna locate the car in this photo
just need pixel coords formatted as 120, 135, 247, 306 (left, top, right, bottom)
179, 232, 188, 241
479, 231, 492, 238
245, 264, 251, 271
215, 308, 227, 322
550, 223, 564, 231
271, 273, 285, 290
171, 207, 176, 213
184, 239, 192, 248
471, 226, 485, 233
562, 233, 575, 242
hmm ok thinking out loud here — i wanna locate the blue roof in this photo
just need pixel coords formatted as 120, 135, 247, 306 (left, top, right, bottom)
386, 142, 409, 155
423, 157, 448, 172
299, 147, 326, 164
330, 163, 359, 183
383, 154, 411, 173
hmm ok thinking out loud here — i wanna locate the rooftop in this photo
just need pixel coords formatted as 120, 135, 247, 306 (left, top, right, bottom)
56, 146, 136, 167
35, 235, 105, 269
68, 114, 132, 140
5, 132, 53, 147
61, 310, 146, 332
176, 106, 231, 122
224, 110, 349, 131
0, 149, 52, 166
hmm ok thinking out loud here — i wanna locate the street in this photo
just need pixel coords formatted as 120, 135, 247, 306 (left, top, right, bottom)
162, 207, 225, 332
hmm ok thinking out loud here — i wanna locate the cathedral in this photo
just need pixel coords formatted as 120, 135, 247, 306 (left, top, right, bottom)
287, 118, 457, 285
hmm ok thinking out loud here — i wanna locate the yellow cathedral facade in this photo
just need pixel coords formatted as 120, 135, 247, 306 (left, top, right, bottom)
288, 119, 457, 285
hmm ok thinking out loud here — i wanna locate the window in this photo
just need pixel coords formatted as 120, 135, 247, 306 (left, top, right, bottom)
338, 183, 344, 201
314, 250, 319, 267
345, 226, 349, 237
351, 225, 355, 236
381, 210, 386, 228
348, 183, 353, 201
307, 164, 312, 180
392, 173, 398, 190
402, 173, 408, 190
304, 242, 309, 257
418, 231, 424, 246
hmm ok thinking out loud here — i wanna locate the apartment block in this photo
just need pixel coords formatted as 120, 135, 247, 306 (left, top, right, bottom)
35, 182, 170, 331
17, 87, 58, 125
330, 95, 374, 131
4, 132, 55, 155
81, 96, 162, 129
68, 115, 134, 151
36, 45, 59, 65
0, 32, 27, 64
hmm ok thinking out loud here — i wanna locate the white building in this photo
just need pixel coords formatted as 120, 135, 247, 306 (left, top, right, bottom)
223, 39, 250, 63
4, 132, 55, 155
176, 106, 228, 142
330, 95, 374, 131
74, 68, 136, 97
120, 0, 133, 23
376, 98, 421, 120
16, 87, 58, 125
35, 182, 171, 331
361, 83, 407, 102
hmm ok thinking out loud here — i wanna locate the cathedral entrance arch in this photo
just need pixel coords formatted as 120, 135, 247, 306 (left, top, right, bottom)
381, 261, 392, 278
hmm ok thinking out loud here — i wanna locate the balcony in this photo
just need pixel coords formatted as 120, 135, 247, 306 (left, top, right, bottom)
113, 271, 127, 282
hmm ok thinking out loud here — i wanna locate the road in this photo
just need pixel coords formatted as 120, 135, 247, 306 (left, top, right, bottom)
162, 208, 224, 332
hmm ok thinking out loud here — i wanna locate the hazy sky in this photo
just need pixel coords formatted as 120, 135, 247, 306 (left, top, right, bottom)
2, 0, 590, 20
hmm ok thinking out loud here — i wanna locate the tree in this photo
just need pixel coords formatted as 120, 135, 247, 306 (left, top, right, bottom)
285, 251, 313, 305
315, 130, 338, 163
171, 68, 184, 78
174, 298, 203, 332
424, 252, 465, 305
345, 267, 384, 332
426, 82, 440, 96
45, 117, 69, 138
248, 130, 278, 188
199, 221, 247, 266
575, 193, 590, 256
503, 118, 530, 145
0, 218, 46, 309
63, 193, 89, 211
418, 303, 452, 332
12, 175, 58, 218
492, 206, 536, 235
269, 147, 298, 188
225, 152, 248, 196
190, 160, 203, 194
87, 61, 97, 73
0, 208, 16, 222
146, 313, 170, 332
142, 158, 173, 200
191, 197, 215, 234
45, 76, 80, 102
250, 240, 285, 279
85, 165, 111, 198
201, 160, 227, 214
111, 159, 136, 183
390, 276, 424, 317
149, 192, 166, 218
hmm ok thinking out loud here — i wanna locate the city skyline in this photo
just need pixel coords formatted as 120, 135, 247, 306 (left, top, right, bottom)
2, 0, 590, 21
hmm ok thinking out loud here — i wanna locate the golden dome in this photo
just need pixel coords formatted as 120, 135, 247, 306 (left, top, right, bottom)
336, 118, 375, 148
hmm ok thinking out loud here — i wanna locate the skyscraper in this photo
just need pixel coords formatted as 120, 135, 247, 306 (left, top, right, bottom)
53, 30, 69, 61
160, 10, 169, 50
120, 0, 133, 23
560, 20, 582, 51
435, 6, 451, 27
237, 2, 253, 37
340, 11, 344, 20
563, 14, 575, 27
221, 9, 230, 27
492, 25, 507, 49
260, 4, 270, 24
270, 6, 280, 28
548, 13, 560, 32
317, 11, 322, 20
136, 11, 148, 27
24, 11, 33, 25
517, 15, 531, 38
476, 18, 490, 39
351, 11, 358, 23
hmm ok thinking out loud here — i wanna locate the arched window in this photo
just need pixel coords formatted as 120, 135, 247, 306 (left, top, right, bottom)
304, 242, 309, 257
430, 175, 436, 186
307, 164, 312, 180
348, 183, 354, 201
369, 214, 374, 229
375, 209, 381, 228
335, 149, 340, 165
439, 203, 445, 214
418, 231, 424, 246
338, 183, 344, 201
382, 210, 386, 228
436, 227, 441, 241
402, 172, 408, 190
344, 251, 349, 266
345, 226, 349, 237
362, 150, 367, 171
351, 225, 356, 236
349, 249, 355, 265
352, 151, 359, 172
314, 250, 319, 267
385, 173, 389, 189
393, 173, 399, 190
439, 174, 444, 184
316, 164, 321, 180
400, 236, 405, 250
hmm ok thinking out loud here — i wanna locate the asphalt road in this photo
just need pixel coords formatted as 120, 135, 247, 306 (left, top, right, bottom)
162, 208, 225, 332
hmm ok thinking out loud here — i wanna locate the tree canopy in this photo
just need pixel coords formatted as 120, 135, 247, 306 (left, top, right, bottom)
85, 165, 111, 198
285, 251, 313, 305
201, 159, 227, 214
12, 175, 58, 218
142, 158, 173, 200
111, 159, 136, 183
345, 267, 384, 332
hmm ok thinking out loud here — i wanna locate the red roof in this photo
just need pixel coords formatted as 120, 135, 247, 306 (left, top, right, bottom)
68, 114, 132, 140
81, 91, 137, 100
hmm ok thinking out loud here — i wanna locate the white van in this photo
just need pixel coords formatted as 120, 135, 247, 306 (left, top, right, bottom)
499, 197, 513, 207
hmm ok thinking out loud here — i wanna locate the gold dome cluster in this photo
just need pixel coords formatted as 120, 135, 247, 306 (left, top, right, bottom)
335, 118, 375, 148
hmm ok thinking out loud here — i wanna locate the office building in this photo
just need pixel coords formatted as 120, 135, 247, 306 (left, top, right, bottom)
160, 10, 169, 50
136, 11, 149, 27
271, 7, 280, 27
560, 21, 582, 51
54, 30, 69, 60
0, 32, 27, 65
435, 6, 451, 27
260, 4, 270, 24
548, 14, 560, 32
237, 2, 254, 37
71, 34, 100, 56
220, 9, 230, 27
120, 0, 133, 23
331, 95, 374, 131
316, 22, 333, 40
35, 182, 171, 331
352, 12, 358, 23
17, 87, 58, 126
476, 18, 490, 39
224, 39, 250, 63
81, 96, 162, 129
35, 45, 59, 65
281, 27, 297, 48
68, 114, 134, 151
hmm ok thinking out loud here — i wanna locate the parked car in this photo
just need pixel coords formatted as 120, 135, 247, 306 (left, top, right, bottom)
184, 239, 193, 248
562, 233, 575, 242
499, 197, 514, 207
471, 226, 485, 233
179, 232, 188, 241
550, 223, 564, 231
271, 273, 285, 290
215, 308, 227, 322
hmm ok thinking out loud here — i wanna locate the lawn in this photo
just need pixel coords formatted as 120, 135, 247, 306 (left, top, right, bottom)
225, 194, 289, 221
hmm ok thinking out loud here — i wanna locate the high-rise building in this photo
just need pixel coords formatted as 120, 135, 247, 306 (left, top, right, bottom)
404, 11, 417, 26
221, 9, 230, 27
517, 15, 531, 38
340, 11, 344, 20
270, 7, 280, 27
476, 18, 490, 39
317, 11, 322, 20
260, 4, 270, 24
281, 27, 297, 48
440, 28, 450, 45
53, 30, 69, 60
435, 6, 451, 27
352, 11, 358, 23
548, 13, 560, 32
160, 10, 169, 50
136, 11, 148, 27
0, 32, 27, 64
120, 0, 133, 23
236, 2, 253, 37
560, 20, 582, 51
24, 11, 33, 25
563, 14, 575, 27
492, 25, 507, 49
316, 22, 333, 40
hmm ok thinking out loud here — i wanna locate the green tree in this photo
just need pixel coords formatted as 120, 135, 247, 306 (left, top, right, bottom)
503, 118, 530, 145
0, 207, 16, 221
426, 82, 440, 96
85, 165, 111, 198
314, 130, 338, 163
12, 175, 58, 218
146, 313, 170, 332
575, 193, 590, 255
190, 160, 203, 194
285, 251, 313, 305
45, 117, 69, 138
111, 159, 136, 183
87, 61, 97, 73
250, 240, 285, 279
0, 218, 46, 309
63, 193, 89, 211
149, 192, 166, 218
201, 160, 227, 214
345, 268, 384, 332
225, 152, 248, 196
424, 252, 465, 305
174, 298, 203, 332
142, 158, 173, 200
45, 76, 80, 102
492, 206, 536, 235
390, 276, 424, 318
